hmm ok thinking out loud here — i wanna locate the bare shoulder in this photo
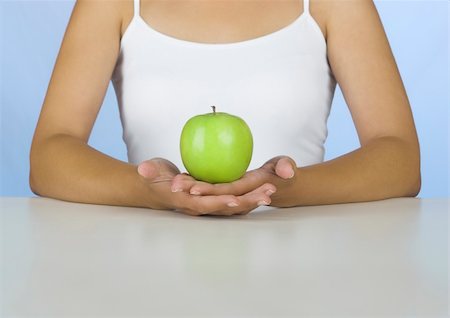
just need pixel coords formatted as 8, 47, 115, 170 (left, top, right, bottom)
73, 0, 126, 22
310, 0, 379, 42
74, 0, 134, 39
317, 0, 380, 33
34, 0, 134, 143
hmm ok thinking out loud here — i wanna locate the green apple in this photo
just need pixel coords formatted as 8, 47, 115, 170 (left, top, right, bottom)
180, 106, 253, 183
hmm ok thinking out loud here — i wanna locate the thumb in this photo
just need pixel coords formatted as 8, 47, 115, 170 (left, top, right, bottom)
274, 156, 297, 179
137, 160, 159, 179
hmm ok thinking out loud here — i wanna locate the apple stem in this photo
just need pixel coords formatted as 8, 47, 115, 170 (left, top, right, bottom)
211, 105, 216, 114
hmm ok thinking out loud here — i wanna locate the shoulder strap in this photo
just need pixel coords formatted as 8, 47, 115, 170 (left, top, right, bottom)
134, 0, 140, 18
303, 0, 310, 15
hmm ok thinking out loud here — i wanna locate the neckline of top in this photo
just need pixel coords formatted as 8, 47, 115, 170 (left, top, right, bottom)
132, 11, 311, 49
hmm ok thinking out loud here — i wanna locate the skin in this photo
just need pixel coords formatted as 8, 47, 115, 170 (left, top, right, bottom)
30, 0, 421, 216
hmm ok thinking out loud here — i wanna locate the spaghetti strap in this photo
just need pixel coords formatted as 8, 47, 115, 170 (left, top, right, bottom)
113, 0, 334, 174
134, 0, 140, 18
303, 0, 310, 15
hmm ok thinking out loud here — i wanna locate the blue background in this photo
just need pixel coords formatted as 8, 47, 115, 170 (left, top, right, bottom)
0, 1, 448, 197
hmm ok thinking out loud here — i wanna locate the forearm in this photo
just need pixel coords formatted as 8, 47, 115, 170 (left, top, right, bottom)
30, 134, 151, 208
279, 136, 421, 207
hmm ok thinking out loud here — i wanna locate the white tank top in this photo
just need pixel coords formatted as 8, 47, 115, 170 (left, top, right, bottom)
111, 0, 336, 171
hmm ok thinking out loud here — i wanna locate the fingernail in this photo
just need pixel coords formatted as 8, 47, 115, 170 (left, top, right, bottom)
265, 189, 275, 196
227, 202, 239, 207
171, 188, 182, 193
190, 190, 201, 195
288, 169, 295, 179
257, 200, 269, 206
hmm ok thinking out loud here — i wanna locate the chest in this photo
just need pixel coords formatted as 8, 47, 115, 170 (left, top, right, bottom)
127, 0, 306, 44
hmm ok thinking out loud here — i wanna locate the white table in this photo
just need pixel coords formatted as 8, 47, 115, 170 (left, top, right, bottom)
1, 197, 448, 317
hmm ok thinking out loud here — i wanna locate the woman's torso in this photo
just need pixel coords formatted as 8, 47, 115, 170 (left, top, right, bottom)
112, 0, 336, 170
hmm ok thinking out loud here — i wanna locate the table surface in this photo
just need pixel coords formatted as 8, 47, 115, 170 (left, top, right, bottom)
1, 197, 448, 317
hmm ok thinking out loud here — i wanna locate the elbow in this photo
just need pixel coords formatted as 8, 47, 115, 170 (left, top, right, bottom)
29, 133, 67, 197
402, 142, 421, 198
384, 136, 421, 198
29, 168, 41, 196
29, 152, 41, 196
29, 140, 45, 197
405, 171, 421, 198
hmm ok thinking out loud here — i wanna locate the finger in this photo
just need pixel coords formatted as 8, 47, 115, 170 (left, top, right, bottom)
232, 183, 276, 215
153, 157, 181, 175
138, 158, 180, 183
137, 160, 159, 179
177, 193, 241, 216
172, 174, 234, 195
189, 170, 267, 196
189, 183, 275, 217
274, 156, 297, 179
171, 173, 201, 193
175, 183, 274, 217
241, 182, 277, 197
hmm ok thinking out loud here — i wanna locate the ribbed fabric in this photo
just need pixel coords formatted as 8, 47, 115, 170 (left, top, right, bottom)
112, 0, 336, 171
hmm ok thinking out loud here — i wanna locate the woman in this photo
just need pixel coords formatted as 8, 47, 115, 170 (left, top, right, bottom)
30, 0, 421, 216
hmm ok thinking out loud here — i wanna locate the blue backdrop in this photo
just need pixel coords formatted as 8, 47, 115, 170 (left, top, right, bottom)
0, 1, 448, 197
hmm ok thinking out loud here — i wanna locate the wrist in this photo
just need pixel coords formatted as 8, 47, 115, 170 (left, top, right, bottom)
271, 167, 302, 207
133, 169, 176, 210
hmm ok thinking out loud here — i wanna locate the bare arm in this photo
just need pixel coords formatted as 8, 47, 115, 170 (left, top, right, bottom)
176, 0, 421, 206
30, 1, 272, 215
282, 0, 421, 205
282, 137, 420, 206
29, 0, 152, 207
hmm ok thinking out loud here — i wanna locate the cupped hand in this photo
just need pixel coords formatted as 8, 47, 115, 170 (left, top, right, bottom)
137, 158, 275, 216
171, 156, 298, 207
